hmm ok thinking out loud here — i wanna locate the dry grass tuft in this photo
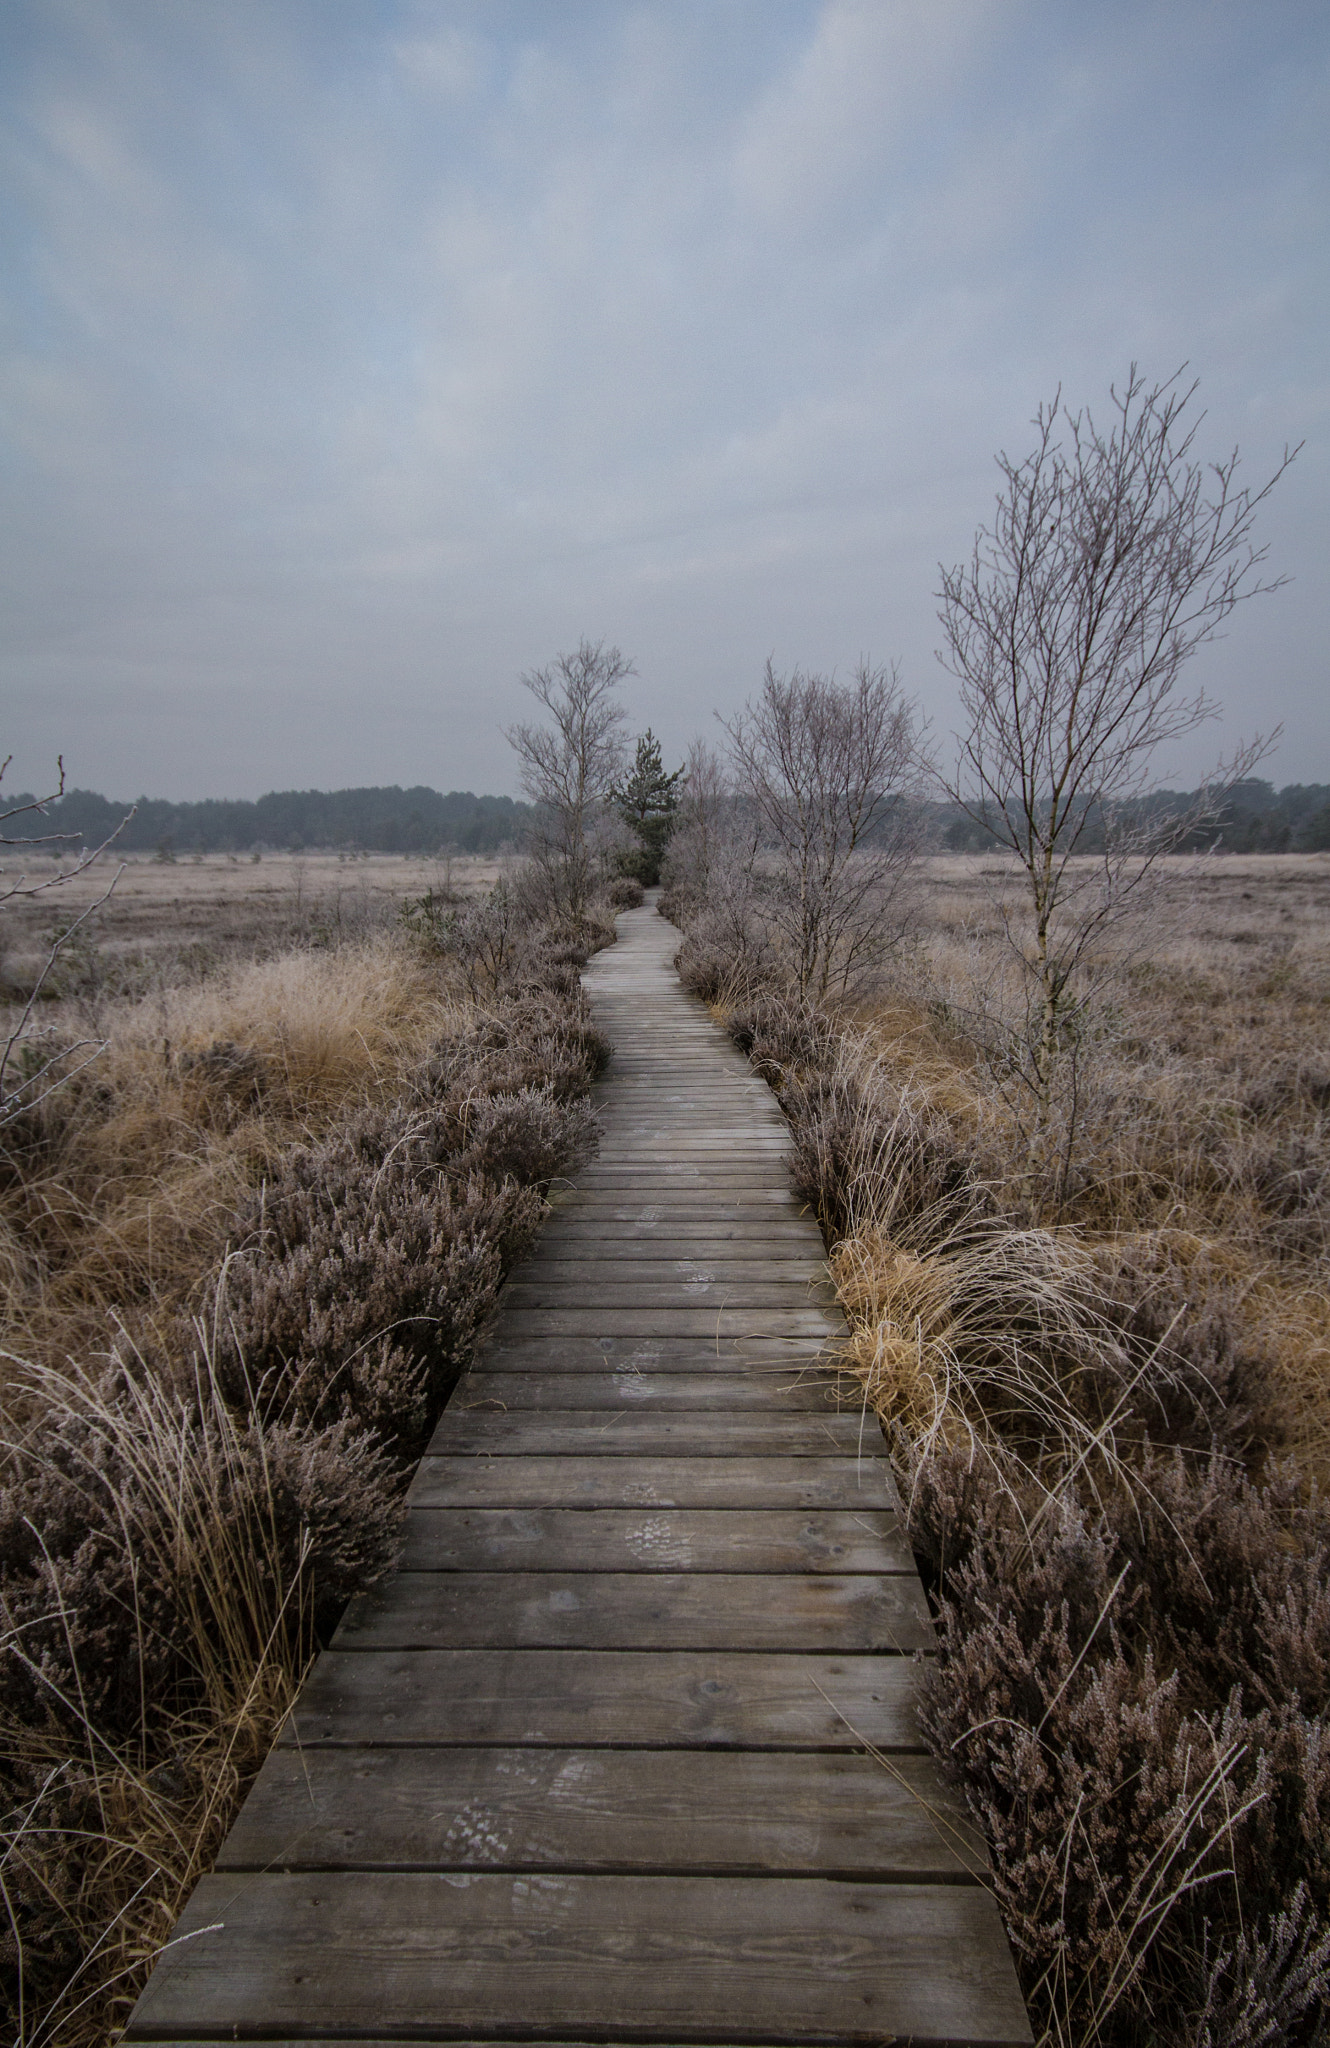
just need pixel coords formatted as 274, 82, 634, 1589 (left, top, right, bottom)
0, 1318, 398, 2042
677, 855, 1330, 2048
0, 883, 614, 2040
2, 936, 472, 1381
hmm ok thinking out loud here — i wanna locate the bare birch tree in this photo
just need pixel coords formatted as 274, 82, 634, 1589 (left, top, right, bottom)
0, 757, 133, 1124
656, 738, 776, 984
659, 739, 734, 916
720, 660, 924, 1001
938, 364, 1298, 1196
504, 640, 634, 920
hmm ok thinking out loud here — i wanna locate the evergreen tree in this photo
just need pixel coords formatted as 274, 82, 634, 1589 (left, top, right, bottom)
611, 730, 684, 886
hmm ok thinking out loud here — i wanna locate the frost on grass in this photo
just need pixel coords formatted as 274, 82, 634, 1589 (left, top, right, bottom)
677, 891, 1330, 2048
0, 905, 610, 2042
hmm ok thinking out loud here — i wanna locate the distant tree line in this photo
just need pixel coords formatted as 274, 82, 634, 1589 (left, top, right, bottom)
0, 785, 533, 856
8, 776, 1326, 865
935, 781, 1330, 855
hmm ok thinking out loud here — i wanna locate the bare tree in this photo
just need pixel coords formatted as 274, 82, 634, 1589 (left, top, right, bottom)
504, 639, 635, 920
659, 738, 734, 917
720, 659, 925, 1001
938, 364, 1299, 1195
657, 739, 775, 983
0, 757, 133, 1125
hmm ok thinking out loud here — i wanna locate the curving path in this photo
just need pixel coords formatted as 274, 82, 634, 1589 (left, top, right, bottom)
126, 896, 1030, 2046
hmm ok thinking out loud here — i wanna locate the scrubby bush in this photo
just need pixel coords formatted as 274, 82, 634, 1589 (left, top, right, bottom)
671, 895, 777, 1004
903, 1438, 1330, 2046
0, 1351, 401, 1746
1091, 1234, 1286, 1461
214, 1076, 598, 1450
0, 906, 611, 2041
674, 900, 1330, 2045
0, 1338, 406, 2029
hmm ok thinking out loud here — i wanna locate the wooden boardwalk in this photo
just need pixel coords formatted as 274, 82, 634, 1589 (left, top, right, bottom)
127, 899, 1030, 2046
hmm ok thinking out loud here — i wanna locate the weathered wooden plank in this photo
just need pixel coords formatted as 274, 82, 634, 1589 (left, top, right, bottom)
592, 1144, 791, 1160
595, 1117, 782, 1130
468, 1352, 846, 1378
588, 1117, 780, 1131
535, 1227, 820, 1250
588, 1137, 788, 1148
456, 1371, 854, 1410
544, 1190, 809, 1212
397, 1507, 912, 1573
594, 1125, 790, 1139
126, 1872, 1033, 2045
500, 1281, 835, 1311
596, 1074, 772, 1087
538, 1207, 816, 1228
575, 1169, 801, 1187
280, 1649, 926, 1750
425, 1412, 869, 1457
425, 1412, 871, 1457
511, 1254, 826, 1276
592, 1105, 784, 1117
502, 1309, 840, 1337
508, 1257, 825, 1276
573, 1171, 795, 1187
473, 1335, 839, 1370
334, 1569, 932, 1652
408, 1456, 894, 1509
217, 1746, 984, 1877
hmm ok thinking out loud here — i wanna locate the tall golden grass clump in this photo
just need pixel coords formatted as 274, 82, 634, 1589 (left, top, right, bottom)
674, 858, 1330, 2048
0, 902, 611, 2042
2, 936, 470, 1379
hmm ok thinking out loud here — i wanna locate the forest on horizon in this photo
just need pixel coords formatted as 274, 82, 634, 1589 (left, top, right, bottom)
4, 774, 1330, 858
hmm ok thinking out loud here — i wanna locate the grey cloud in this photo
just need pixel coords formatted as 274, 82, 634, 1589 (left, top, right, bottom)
0, 0, 1325, 800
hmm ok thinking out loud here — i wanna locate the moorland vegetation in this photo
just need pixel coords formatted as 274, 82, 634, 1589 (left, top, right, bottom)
1, 363, 1323, 2046
658, 369, 1329, 2046
0, 810, 620, 2040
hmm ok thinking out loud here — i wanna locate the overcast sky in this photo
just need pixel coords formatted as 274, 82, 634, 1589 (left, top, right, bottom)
1, 0, 1325, 802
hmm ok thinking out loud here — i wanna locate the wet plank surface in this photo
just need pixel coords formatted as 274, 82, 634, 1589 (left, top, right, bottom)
126, 897, 1029, 2047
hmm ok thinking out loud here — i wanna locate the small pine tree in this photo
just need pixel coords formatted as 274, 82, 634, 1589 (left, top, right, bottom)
611, 730, 684, 886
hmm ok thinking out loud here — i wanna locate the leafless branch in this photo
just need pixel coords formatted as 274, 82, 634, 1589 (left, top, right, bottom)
936, 363, 1298, 1199
719, 659, 928, 1000
504, 640, 634, 919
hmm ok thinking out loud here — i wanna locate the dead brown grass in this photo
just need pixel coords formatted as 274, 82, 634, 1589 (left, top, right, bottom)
1, 936, 473, 1383
866, 853, 1330, 1485
676, 853, 1330, 2044
0, 870, 613, 2041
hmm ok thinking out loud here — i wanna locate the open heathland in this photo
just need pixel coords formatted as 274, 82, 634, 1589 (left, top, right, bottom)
671, 849, 1330, 2048
0, 859, 610, 2042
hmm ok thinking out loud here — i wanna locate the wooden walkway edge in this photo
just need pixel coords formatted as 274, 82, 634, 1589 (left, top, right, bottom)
126, 897, 1031, 2046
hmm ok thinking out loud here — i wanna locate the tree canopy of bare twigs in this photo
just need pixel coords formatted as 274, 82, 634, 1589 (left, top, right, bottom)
0, 755, 133, 1125
720, 659, 924, 1001
504, 639, 634, 919
658, 738, 734, 909
937, 365, 1299, 1199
